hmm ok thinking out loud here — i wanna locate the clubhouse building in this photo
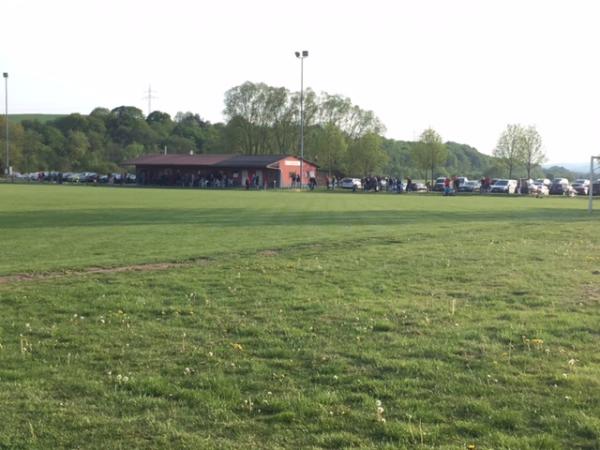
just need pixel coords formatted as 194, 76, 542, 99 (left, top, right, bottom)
123, 154, 318, 188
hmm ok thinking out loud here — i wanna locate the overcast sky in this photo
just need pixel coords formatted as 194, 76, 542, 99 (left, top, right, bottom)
2, 0, 599, 164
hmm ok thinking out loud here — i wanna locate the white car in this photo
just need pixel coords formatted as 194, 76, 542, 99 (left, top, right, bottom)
490, 179, 517, 194
340, 177, 362, 189
531, 182, 549, 196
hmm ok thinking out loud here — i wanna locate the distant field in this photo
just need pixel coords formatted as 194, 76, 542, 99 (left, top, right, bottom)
7, 113, 66, 124
0, 185, 599, 449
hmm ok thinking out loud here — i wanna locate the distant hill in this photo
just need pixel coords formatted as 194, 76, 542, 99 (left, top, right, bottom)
7, 114, 67, 124
544, 162, 591, 174
382, 139, 499, 179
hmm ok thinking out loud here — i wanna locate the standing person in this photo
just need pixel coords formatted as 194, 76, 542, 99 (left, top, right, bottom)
444, 177, 451, 196
406, 177, 412, 192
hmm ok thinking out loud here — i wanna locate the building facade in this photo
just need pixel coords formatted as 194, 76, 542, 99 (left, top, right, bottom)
123, 154, 318, 188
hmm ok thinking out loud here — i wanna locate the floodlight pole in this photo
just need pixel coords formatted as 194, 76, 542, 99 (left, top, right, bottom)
295, 50, 308, 188
3, 72, 7, 177
589, 156, 596, 213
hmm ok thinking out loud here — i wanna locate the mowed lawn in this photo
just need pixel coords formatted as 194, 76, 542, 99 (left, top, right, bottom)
0, 184, 599, 449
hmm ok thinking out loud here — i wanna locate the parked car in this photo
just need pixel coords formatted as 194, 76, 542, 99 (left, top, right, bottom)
535, 178, 551, 187
412, 182, 428, 192
62, 172, 80, 183
490, 179, 517, 194
458, 180, 481, 192
79, 172, 98, 183
531, 182, 549, 196
340, 177, 362, 190
433, 177, 447, 192
571, 179, 590, 195
549, 179, 575, 195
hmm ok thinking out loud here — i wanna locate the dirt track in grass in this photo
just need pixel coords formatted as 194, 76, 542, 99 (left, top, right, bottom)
0, 260, 208, 285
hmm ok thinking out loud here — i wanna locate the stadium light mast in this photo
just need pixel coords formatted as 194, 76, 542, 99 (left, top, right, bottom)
295, 50, 308, 188
589, 155, 599, 213
3, 72, 7, 177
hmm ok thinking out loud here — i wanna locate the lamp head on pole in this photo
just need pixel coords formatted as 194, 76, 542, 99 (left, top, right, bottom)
2, 73, 7, 79
295, 51, 309, 59
302, 50, 308, 57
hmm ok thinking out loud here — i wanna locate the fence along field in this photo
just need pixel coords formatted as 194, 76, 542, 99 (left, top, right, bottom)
0, 184, 599, 449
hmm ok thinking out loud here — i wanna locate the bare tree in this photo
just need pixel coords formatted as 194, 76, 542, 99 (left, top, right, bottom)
494, 124, 524, 179
411, 128, 447, 186
521, 125, 545, 178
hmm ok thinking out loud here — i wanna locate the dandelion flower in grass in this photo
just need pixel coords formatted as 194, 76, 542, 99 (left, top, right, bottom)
375, 400, 385, 422
231, 343, 243, 351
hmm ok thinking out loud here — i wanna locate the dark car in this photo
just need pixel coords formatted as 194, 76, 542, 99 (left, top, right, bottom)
549, 180, 575, 195
571, 179, 590, 195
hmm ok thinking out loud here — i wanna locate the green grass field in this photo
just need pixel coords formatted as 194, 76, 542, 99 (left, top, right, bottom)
1, 185, 599, 449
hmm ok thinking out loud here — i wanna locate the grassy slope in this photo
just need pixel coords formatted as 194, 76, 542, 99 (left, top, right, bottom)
0, 185, 599, 449
7, 114, 66, 124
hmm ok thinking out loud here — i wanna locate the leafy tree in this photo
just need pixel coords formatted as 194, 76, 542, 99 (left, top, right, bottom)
344, 133, 387, 176
411, 128, 448, 185
162, 135, 196, 154
494, 124, 524, 179
90, 107, 110, 118
54, 113, 90, 134
172, 113, 210, 151
381, 139, 416, 178
315, 93, 385, 139
224, 82, 287, 154
307, 124, 348, 176
65, 131, 90, 170
146, 111, 174, 139
520, 125, 545, 179
0, 119, 25, 173
21, 129, 48, 171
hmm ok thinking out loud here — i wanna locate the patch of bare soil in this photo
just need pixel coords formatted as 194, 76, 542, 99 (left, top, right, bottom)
0, 259, 210, 285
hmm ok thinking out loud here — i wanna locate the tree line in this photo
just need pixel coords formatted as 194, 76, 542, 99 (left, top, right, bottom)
0, 81, 558, 180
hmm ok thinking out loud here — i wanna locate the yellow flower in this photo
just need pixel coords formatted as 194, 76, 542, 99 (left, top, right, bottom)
231, 343, 243, 351
531, 338, 544, 346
